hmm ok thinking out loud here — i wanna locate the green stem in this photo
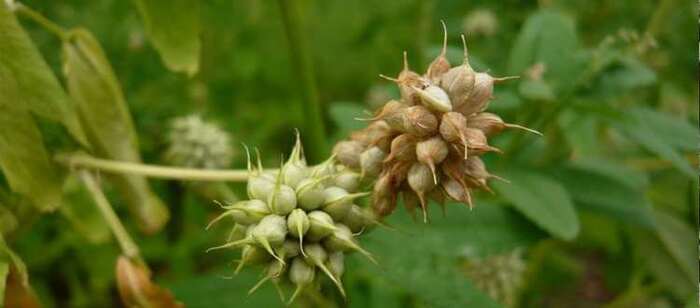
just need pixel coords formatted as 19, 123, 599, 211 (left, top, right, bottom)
277, 0, 328, 163
57, 153, 249, 182
79, 170, 141, 261
14, 2, 69, 41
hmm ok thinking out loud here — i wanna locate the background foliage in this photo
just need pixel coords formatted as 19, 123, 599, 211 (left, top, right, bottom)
0, 0, 698, 307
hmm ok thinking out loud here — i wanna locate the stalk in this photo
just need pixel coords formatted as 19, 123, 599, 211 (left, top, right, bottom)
14, 2, 68, 41
277, 0, 328, 163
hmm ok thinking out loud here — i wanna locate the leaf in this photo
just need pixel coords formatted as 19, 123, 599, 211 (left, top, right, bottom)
492, 169, 580, 240
329, 102, 367, 137
0, 260, 8, 304
132, 0, 201, 76
549, 162, 655, 228
0, 233, 27, 289
632, 210, 698, 299
0, 78, 63, 211
62, 29, 169, 233
60, 175, 111, 243
0, 3, 87, 145
518, 79, 555, 101
507, 9, 580, 92
357, 204, 542, 307
615, 107, 696, 178
629, 107, 699, 152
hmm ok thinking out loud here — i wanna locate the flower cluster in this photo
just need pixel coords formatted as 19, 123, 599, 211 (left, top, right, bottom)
208, 136, 377, 304
333, 24, 539, 221
164, 115, 233, 169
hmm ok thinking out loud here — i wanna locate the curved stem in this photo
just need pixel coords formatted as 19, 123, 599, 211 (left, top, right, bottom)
14, 2, 69, 41
57, 153, 250, 182
277, 0, 328, 163
79, 171, 141, 261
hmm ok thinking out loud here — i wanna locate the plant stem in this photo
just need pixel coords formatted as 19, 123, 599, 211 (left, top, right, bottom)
57, 153, 250, 182
277, 0, 328, 163
79, 170, 141, 261
14, 2, 69, 41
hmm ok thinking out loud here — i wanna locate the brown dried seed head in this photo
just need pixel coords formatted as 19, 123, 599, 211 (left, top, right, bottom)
333, 140, 364, 170
425, 21, 451, 83
404, 105, 439, 136
384, 133, 417, 162
381, 52, 424, 105
412, 84, 452, 112
360, 146, 387, 177
442, 178, 473, 208
364, 120, 395, 151
372, 172, 398, 216
415, 136, 449, 184
440, 34, 476, 103
464, 127, 500, 154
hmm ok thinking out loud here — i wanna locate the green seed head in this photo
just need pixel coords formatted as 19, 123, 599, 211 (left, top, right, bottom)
288, 257, 316, 305
323, 223, 377, 264
225, 199, 270, 225
327, 251, 345, 279
267, 184, 297, 215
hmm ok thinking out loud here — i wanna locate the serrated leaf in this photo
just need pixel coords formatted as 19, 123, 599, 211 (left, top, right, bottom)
62, 29, 169, 233
0, 80, 63, 211
507, 9, 580, 92
133, 0, 201, 76
492, 170, 579, 240
357, 204, 542, 307
615, 108, 696, 178
0, 3, 87, 145
550, 162, 655, 228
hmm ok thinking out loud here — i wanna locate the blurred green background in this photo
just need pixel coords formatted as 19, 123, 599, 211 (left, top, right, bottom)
1, 0, 698, 307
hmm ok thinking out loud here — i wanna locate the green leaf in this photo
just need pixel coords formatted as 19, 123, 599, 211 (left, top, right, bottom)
0, 81, 63, 211
632, 210, 698, 299
329, 102, 367, 137
550, 162, 655, 228
0, 3, 87, 145
615, 108, 696, 178
132, 0, 201, 76
629, 107, 699, 152
0, 260, 8, 304
357, 204, 542, 307
518, 79, 555, 101
60, 175, 111, 243
62, 29, 169, 233
492, 169, 579, 240
0, 233, 28, 289
507, 9, 580, 92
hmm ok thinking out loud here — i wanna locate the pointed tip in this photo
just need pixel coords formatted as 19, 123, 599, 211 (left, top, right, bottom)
505, 123, 543, 136
379, 74, 399, 83
493, 75, 520, 83
254, 147, 264, 171
460, 34, 469, 62
402, 51, 409, 71
439, 20, 448, 56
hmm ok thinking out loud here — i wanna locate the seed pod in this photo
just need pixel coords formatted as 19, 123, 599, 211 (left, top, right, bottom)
303, 243, 346, 298
251, 215, 288, 263
287, 209, 310, 256
277, 239, 301, 259
403, 105, 439, 136
333, 140, 364, 170
401, 190, 420, 221
322, 187, 370, 221
441, 35, 476, 105
327, 251, 345, 280
384, 133, 417, 163
288, 257, 316, 305
296, 177, 326, 211
227, 224, 247, 242
442, 177, 473, 208
467, 112, 542, 137
439, 112, 470, 159
334, 169, 361, 192
425, 21, 451, 83
412, 84, 452, 113
463, 128, 501, 155
268, 167, 297, 215
343, 204, 381, 233
248, 261, 286, 295
310, 156, 337, 180
245, 146, 276, 201
306, 211, 338, 241
416, 137, 449, 184
282, 133, 309, 188
372, 172, 398, 217
370, 101, 406, 132
456, 73, 517, 117
360, 146, 387, 177
382, 51, 424, 105
206, 200, 270, 227
363, 120, 394, 151
234, 245, 272, 274
323, 224, 377, 264
407, 163, 436, 222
